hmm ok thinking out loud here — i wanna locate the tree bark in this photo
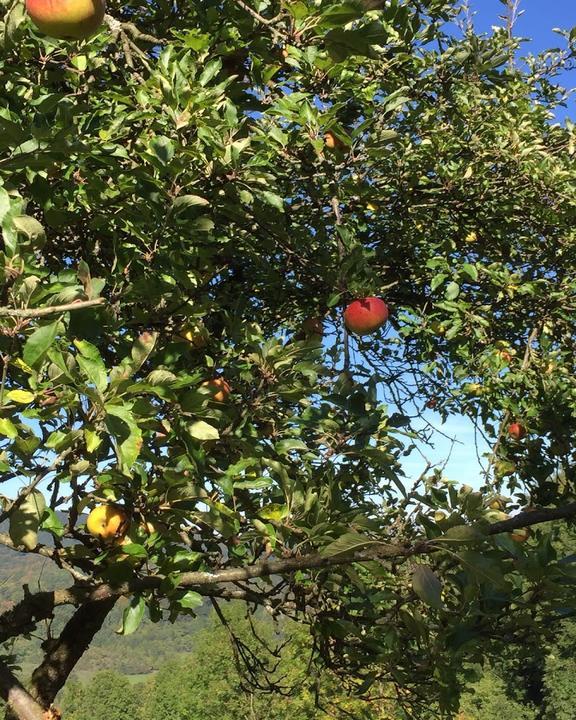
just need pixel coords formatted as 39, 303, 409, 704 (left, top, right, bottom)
0, 663, 45, 720
29, 598, 116, 709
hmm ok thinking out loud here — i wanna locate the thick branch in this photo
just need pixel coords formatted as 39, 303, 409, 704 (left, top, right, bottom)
0, 662, 45, 720
30, 598, 116, 708
1, 504, 574, 645
487, 503, 576, 534
0, 533, 56, 561
0, 298, 105, 318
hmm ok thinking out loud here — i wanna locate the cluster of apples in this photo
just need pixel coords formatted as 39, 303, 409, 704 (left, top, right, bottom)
25, 0, 105, 40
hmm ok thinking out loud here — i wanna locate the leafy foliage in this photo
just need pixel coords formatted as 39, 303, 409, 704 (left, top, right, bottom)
0, 0, 575, 715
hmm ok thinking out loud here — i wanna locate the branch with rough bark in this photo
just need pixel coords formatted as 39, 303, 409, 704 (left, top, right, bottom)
30, 598, 116, 709
0, 662, 45, 720
1, 503, 575, 647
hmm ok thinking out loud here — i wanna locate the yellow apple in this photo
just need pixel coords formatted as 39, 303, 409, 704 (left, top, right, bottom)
86, 504, 129, 542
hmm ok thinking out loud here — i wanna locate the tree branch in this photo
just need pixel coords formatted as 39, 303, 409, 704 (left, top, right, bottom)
487, 503, 576, 535
0, 298, 105, 318
0, 662, 45, 720
0, 503, 574, 645
30, 598, 116, 708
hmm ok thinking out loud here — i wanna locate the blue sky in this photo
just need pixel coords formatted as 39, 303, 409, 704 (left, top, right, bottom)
472, 0, 575, 51
472, 0, 575, 118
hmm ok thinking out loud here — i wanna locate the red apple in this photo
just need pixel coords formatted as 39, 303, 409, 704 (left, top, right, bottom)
26, 0, 106, 39
343, 297, 389, 336
508, 422, 526, 441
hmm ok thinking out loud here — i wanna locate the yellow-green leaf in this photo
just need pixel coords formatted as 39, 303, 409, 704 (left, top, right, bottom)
6, 390, 34, 404
0, 418, 18, 438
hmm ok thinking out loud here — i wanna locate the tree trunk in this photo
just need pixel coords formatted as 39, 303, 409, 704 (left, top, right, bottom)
30, 597, 117, 709
0, 663, 45, 720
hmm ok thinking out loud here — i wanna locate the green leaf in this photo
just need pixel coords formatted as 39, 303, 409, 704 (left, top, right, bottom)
258, 503, 289, 522
457, 551, 508, 588
275, 438, 308, 454
258, 191, 284, 211
84, 428, 102, 453
319, 2, 364, 27
73, 338, 102, 361
9, 490, 46, 550
118, 595, 146, 635
22, 321, 59, 367
187, 420, 219, 441
325, 22, 390, 61
321, 532, 381, 558
431, 273, 448, 292
118, 542, 147, 558
40, 508, 65, 538
105, 404, 143, 474
199, 58, 222, 86
45, 429, 82, 452
131, 331, 158, 371
12, 215, 46, 248
177, 590, 204, 610
445, 281, 460, 300
74, 339, 107, 392
5, 389, 34, 404
167, 550, 204, 570
434, 524, 485, 545
461, 263, 479, 281
171, 195, 210, 213
412, 565, 444, 610
233, 476, 272, 490
0, 418, 17, 438
149, 136, 175, 166
77, 356, 108, 393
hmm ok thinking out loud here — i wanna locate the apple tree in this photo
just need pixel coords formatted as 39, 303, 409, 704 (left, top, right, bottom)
0, 0, 575, 717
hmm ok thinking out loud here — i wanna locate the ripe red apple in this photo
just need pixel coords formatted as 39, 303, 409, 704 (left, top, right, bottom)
508, 422, 526, 441
26, 0, 106, 39
343, 297, 389, 336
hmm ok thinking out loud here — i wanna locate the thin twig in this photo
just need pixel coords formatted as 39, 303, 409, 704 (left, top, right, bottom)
232, 0, 287, 40
0, 298, 105, 318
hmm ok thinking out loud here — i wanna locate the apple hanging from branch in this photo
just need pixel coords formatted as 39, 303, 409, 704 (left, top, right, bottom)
508, 422, 526, 441
25, 0, 106, 40
344, 297, 389, 336
202, 377, 232, 402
